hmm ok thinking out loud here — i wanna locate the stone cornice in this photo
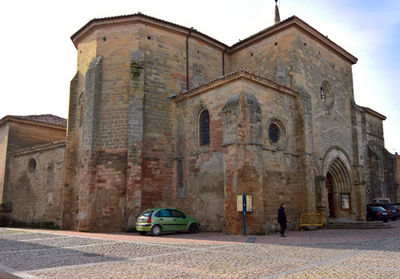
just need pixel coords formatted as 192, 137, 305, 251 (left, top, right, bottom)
11, 141, 66, 157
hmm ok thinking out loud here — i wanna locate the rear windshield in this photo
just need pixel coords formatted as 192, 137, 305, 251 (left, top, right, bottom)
140, 209, 153, 217
370, 206, 386, 212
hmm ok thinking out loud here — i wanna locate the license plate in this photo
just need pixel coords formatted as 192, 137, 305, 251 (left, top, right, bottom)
382, 212, 387, 215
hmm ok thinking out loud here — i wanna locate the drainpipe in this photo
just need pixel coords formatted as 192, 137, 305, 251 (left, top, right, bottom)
186, 28, 194, 91
222, 48, 226, 76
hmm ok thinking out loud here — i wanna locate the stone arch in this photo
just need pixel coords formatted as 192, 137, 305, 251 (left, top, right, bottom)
321, 147, 354, 219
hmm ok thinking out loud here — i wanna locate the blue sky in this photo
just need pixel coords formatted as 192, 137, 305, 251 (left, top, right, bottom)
0, 0, 399, 153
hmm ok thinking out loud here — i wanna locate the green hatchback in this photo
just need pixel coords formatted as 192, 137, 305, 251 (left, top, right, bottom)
136, 208, 200, 236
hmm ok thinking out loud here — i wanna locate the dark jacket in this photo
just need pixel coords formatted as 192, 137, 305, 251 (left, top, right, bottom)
277, 206, 287, 224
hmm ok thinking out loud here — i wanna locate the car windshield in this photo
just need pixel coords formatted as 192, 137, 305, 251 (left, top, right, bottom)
140, 209, 153, 217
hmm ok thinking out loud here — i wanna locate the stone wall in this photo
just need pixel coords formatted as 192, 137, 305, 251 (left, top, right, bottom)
230, 28, 296, 86
363, 112, 393, 203
0, 124, 9, 203
229, 26, 362, 219
1, 120, 66, 209
7, 121, 66, 152
6, 143, 65, 226
63, 19, 227, 231
174, 74, 303, 234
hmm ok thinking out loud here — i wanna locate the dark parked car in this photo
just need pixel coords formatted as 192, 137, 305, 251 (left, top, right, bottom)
366, 206, 389, 222
383, 204, 400, 220
369, 203, 399, 220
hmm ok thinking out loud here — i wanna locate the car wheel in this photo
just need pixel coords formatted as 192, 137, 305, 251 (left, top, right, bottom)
151, 225, 161, 236
139, 231, 146, 236
188, 223, 199, 233
392, 217, 397, 221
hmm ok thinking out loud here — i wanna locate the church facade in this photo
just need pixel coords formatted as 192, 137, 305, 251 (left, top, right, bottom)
1, 11, 398, 234
58, 12, 398, 234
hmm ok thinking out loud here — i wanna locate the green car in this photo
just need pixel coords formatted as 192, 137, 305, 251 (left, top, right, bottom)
136, 208, 200, 236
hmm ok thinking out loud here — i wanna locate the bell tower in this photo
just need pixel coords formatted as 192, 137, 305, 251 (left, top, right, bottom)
274, 0, 281, 24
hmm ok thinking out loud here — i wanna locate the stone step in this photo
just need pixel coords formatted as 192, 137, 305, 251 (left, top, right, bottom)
325, 221, 394, 229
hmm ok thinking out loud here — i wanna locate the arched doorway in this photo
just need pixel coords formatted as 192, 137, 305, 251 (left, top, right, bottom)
326, 173, 334, 217
325, 157, 352, 219
321, 147, 356, 220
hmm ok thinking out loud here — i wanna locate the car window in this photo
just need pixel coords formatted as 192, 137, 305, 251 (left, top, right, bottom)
141, 209, 153, 217
159, 209, 171, 217
171, 209, 186, 218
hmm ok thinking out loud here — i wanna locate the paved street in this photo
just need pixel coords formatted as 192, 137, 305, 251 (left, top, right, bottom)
1, 222, 400, 279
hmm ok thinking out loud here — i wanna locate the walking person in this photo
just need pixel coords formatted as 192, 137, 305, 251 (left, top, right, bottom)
277, 203, 287, 237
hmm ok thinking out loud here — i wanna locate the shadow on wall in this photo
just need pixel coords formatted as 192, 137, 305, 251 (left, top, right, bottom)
0, 203, 11, 226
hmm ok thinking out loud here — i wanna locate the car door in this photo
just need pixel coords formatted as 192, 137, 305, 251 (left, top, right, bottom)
156, 209, 175, 232
170, 209, 188, 231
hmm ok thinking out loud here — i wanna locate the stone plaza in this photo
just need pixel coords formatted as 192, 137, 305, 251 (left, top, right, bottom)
1, 223, 400, 278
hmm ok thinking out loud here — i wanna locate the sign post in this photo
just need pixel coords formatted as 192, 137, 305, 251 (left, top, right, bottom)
237, 194, 252, 235
243, 194, 247, 234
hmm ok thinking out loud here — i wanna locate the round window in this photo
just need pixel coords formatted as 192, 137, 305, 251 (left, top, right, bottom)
269, 123, 280, 143
28, 159, 36, 173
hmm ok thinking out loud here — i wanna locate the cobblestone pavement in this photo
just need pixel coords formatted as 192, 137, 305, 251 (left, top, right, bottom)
1, 222, 400, 279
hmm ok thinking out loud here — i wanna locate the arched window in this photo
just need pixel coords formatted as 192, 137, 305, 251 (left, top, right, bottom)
268, 123, 280, 143
320, 87, 326, 101
200, 110, 210, 145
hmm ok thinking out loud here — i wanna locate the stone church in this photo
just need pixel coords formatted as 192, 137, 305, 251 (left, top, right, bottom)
1, 5, 399, 234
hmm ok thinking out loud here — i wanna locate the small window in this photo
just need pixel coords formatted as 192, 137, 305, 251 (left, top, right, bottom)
269, 123, 280, 143
28, 159, 36, 173
178, 159, 184, 189
200, 110, 210, 146
320, 87, 326, 101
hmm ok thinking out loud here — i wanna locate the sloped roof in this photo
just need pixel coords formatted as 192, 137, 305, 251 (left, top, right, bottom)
71, 13, 357, 64
170, 68, 298, 101
359, 106, 386, 120
71, 12, 228, 50
230, 16, 357, 64
0, 114, 67, 128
